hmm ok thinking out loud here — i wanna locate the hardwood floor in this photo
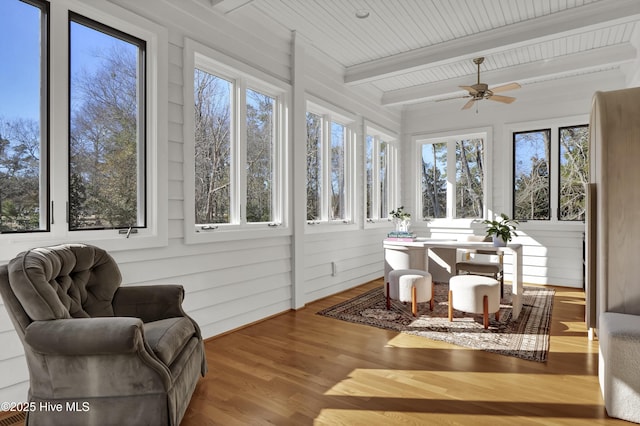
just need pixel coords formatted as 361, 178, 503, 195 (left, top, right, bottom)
0, 279, 624, 425
181, 278, 626, 426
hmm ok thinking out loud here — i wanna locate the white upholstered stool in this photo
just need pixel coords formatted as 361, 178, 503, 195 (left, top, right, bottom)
386, 269, 434, 316
448, 274, 500, 329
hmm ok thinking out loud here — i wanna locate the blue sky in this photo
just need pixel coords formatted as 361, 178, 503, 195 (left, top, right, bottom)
0, 0, 121, 122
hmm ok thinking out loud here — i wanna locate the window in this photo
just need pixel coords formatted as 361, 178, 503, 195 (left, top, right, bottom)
513, 129, 551, 220
511, 122, 588, 222
0, 0, 48, 232
559, 125, 589, 221
417, 132, 487, 220
69, 13, 146, 230
365, 127, 397, 222
305, 102, 354, 224
0, 0, 167, 258
184, 39, 286, 241
306, 112, 322, 221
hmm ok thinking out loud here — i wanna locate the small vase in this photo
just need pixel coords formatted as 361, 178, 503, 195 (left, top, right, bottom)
492, 236, 506, 247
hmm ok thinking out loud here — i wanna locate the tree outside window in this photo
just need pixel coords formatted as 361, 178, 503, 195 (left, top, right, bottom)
0, 0, 48, 232
513, 129, 551, 221
306, 112, 322, 221
193, 69, 232, 224
559, 125, 589, 221
69, 14, 146, 230
421, 142, 447, 219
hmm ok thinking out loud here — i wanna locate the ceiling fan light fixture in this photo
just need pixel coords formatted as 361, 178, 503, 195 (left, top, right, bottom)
355, 9, 370, 19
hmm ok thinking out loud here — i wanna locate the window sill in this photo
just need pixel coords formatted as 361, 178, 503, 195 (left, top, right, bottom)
305, 221, 359, 234
185, 224, 291, 244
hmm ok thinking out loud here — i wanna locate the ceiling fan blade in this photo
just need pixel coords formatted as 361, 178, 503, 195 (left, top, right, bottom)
488, 94, 516, 104
459, 85, 478, 95
490, 82, 521, 93
462, 99, 476, 110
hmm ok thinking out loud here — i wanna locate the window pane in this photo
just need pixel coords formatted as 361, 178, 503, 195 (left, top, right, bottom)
379, 142, 388, 219
421, 143, 447, 218
69, 15, 146, 230
246, 89, 274, 223
365, 135, 373, 219
306, 112, 322, 221
559, 125, 589, 221
330, 122, 345, 220
514, 129, 550, 220
0, 0, 48, 232
456, 138, 484, 218
193, 70, 232, 224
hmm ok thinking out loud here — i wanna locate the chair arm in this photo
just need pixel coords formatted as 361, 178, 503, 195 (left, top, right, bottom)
112, 285, 186, 323
24, 317, 145, 356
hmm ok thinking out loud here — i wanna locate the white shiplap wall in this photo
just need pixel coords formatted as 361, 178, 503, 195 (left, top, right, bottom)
0, 0, 401, 403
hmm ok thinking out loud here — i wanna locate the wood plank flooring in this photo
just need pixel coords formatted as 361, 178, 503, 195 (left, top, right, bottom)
0, 279, 626, 425
181, 279, 626, 426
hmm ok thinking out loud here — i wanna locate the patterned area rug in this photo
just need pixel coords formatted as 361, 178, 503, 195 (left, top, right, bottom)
317, 282, 554, 362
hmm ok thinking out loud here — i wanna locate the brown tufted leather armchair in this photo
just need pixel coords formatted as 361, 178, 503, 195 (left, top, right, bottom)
0, 244, 207, 426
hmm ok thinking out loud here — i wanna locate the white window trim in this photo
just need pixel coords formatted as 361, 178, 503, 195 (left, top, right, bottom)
0, 0, 168, 260
305, 96, 358, 233
364, 122, 399, 229
412, 126, 493, 226
183, 37, 290, 244
505, 114, 588, 230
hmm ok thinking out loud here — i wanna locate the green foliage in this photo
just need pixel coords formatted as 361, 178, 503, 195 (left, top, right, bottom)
483, 213, 519, 243
389, 206, 410, 220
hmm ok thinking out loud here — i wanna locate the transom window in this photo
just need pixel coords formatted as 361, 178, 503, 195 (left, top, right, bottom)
417, 132, 487, 220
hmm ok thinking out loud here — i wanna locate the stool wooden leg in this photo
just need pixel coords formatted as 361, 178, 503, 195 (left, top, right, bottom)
429, 284, 435, 311
411, 286, 417, 316
495, 310, 500, 321
483, 295, 489, 329
448, 290, 453, 322
386, 282, 390, 310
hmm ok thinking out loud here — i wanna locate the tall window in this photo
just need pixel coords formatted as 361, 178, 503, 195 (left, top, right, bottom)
69, 13, 146, 230
330, 122, 346, 220
305, 103, 353, 224
193, 70, 232, 224
190, 49, 283, 232
559, 125, 589, 221
365, 129, 396, 222
512, 123, 588, 221
306, 112, 322, 221
513, 129, 550, 220
0, 0, 48, 232
419, 134, 486, 220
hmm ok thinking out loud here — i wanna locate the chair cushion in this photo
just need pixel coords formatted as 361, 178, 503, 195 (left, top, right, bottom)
144, 317, 196, 366
8, 244, 122, 320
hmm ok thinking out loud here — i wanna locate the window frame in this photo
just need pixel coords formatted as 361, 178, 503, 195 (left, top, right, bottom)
67, 11, 148, 231
506, 115, 589, 226
0, 0, 168, 259
183, 38, 289, 244
364, 123, 399, 227
0, 0, 50, 234
305, 97, 356, 232
512, 128, 552, 221
413, 127, 492, 224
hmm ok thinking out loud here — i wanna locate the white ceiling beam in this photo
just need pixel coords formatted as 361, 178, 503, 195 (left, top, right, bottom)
381, 43, 637, 106
345, 0, 640, 85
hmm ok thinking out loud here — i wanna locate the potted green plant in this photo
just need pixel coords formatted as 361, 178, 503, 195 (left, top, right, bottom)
483, 213, 518, 246
390, 206, 411, 233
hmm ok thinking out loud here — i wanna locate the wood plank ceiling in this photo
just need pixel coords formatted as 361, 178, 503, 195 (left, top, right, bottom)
207, 0, 640, 108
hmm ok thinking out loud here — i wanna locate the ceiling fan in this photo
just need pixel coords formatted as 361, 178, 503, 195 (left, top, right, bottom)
452, 57, 520, 110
